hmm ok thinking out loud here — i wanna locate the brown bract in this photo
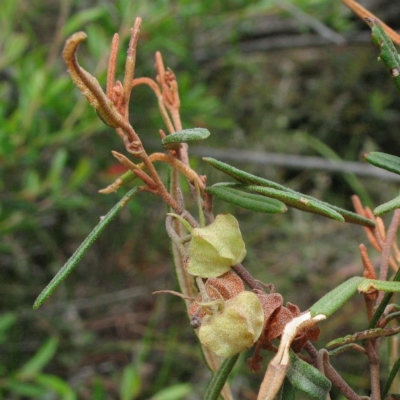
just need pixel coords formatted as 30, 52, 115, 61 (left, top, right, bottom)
249, 292, 320, 372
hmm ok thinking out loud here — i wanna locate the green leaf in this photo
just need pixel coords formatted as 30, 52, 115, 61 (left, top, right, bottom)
325, 203, 375, 228
286, 351, 331, 399
150, 383, 192, 400
33, 188, 139, 309
365, 18, 400, 93
162, 128, 210, 150
205, 184, 287, 214
326, 328, 383, 349
364, 152, 400, 176
310, 277, 363, 317
374, 196, 400, 216
225, 184, 345, 222
203, 157, 290, 191
204, 354, 240, 400
204, 158, 374, 227
311, 277, 400, 318
277, 378, 295, 400
119, 364, 141, 400
17, 337, 59, 380
369, 267, 400, 329
359, 279, 400, 293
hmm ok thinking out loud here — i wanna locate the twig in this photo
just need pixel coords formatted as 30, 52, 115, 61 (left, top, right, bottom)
366, 340, 381, 400
232, 264, 264, 291
377, 209, 400, 303
319, 349, 362, 400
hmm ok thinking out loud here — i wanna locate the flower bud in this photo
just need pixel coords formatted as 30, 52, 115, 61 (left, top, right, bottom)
187, 214, 246, 278
199, 291, 264, 358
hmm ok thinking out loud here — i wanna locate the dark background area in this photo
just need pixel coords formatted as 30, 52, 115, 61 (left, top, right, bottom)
1, 0, 400, 398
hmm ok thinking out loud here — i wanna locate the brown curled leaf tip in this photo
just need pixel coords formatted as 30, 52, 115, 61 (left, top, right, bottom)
63, 31, 125, 129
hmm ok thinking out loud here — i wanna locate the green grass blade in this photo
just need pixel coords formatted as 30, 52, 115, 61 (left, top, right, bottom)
364, 152, 400, 176
33, 188, 139, 309
204, 353, 240, 400
205, 184, 287, 214
366, 18, 400, 93
17, 337, 59, 379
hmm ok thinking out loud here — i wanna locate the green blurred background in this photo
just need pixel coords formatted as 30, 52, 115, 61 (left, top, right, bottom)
2, 0, 400, 398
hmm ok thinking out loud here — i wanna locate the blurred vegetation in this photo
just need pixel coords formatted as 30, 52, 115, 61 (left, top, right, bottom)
2, 0, 400, 398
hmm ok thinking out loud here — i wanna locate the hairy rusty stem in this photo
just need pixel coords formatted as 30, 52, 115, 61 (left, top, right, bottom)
319, 350, 362, 400
366, 340, 381, 400
122, 18, 141, 119
378, 209, 400, 303
232, 264, 264, 291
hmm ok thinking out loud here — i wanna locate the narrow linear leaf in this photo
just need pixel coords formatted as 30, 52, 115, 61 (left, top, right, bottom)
359, 279, 400, 293
203, 157, 290, 191
382, 357, 400, 398
277, 378, 295, 400
17, 337, 59, 380
204, 353, 240, 400
328, 343, 363, 357
374, 196, 400, 216
366, 18, 400, 93
33, 188, 139, 309
162, 128, 210, 150
204, 158, 373, 226
310, 277, 364, 317
326, 328, 383, 349
369, 266, 400, 329
286, 351, 331, 399
235, 184, 344, 222
205, 184, 287, 214
364, 152, 400, 176
325, 203, 375, 228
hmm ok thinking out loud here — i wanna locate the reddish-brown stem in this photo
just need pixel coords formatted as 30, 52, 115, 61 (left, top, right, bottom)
111, 151, 156, 188
122, 18, 141, 120
319, 350, 362, 400
232, 264, 264, 291
107, 34, 119, 98
366, 340, 381, 400
377, 209, 400, 303
359, 244, 377, 279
